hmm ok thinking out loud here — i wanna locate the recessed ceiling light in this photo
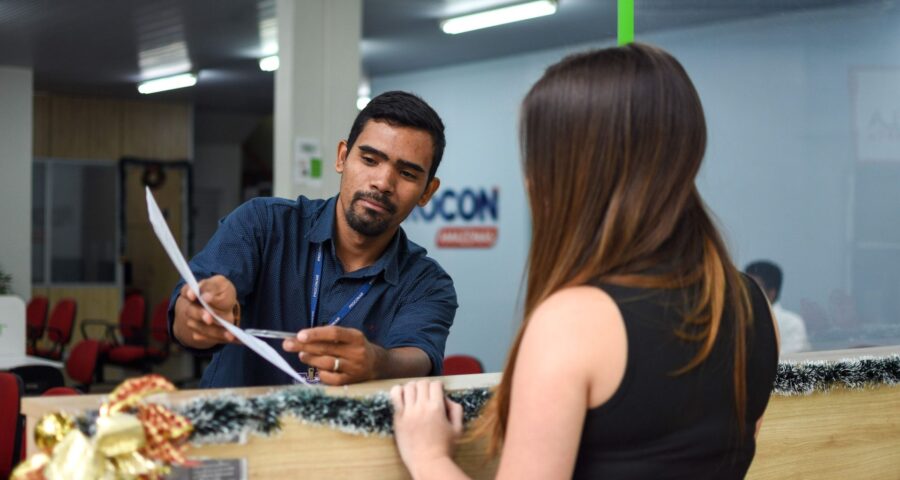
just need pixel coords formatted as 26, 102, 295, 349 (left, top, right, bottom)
441, 0, 558, 35
259, 55, 280, 72
137, 73, 197, 94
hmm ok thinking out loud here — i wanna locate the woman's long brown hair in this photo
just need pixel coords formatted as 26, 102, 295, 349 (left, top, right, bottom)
475, 43, 753, 455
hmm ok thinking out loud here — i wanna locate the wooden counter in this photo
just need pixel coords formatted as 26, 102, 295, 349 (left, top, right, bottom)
21, 361, 900, 479
748, 385, 900, 479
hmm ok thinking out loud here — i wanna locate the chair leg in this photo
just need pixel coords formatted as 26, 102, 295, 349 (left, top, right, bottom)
94, 363, 105, 384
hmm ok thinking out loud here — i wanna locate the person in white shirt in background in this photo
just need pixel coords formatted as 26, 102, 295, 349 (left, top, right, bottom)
746, 260, 811, 354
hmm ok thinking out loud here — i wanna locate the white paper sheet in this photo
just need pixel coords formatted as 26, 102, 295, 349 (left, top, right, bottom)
145, 187, 309, 385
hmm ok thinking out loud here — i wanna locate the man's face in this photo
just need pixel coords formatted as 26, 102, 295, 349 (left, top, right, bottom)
336, 120, 440, 237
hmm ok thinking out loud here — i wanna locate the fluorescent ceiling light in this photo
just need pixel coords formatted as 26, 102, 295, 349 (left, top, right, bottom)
441, 0, 557, 35
357, 77, 371, 110
259, 55, 279, 72
137, 73, 197, 94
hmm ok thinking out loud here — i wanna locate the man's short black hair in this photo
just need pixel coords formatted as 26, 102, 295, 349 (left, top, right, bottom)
346, 91, 446, 183
745, 260, 783, 302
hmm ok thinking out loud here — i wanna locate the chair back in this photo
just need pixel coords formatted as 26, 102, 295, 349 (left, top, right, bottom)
6, 365, 64, 396
66, 340, 101, 388
0, 372, 24, 479
26, 296, 49, 343
442, 354, 484, 375
42, 386, 81, 396
46, 299, 76, 345
119, 295, 146, 344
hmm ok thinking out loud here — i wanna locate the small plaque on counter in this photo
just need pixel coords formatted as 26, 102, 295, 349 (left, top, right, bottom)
167, 458, 247, 480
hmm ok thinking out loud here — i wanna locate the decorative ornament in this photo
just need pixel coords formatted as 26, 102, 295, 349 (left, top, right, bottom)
34, 412, 75, 453
9, 453, 49, 480
12, 374, 194, 480
141, 164, 167, 190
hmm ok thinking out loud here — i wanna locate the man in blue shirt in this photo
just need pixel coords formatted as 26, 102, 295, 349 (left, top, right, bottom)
169, 91, 457, 387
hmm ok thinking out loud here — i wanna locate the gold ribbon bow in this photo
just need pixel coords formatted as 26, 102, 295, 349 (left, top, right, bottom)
12, 374, 194, 480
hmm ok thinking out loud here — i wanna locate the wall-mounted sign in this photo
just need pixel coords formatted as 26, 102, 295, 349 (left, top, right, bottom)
407, 186, 499, 248
293, 137, 323, 187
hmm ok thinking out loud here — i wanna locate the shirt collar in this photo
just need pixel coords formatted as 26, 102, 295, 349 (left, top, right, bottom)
306, 195, 402, 286
306, 196, 337, 243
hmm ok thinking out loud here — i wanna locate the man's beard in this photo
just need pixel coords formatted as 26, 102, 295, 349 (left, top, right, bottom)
345, 191, 398, 237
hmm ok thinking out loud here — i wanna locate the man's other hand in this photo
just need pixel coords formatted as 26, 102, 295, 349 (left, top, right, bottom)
173, 275, 241, 350
282, 326, 385, 386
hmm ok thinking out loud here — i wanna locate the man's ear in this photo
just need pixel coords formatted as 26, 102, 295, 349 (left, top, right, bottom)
418, 177, 441, 207
335, 140, 349, 173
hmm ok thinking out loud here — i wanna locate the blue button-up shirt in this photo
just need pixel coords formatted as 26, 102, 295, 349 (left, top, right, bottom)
167, 195, 458, 388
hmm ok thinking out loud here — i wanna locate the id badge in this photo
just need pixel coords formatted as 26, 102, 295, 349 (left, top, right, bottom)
293, 367, 321, 385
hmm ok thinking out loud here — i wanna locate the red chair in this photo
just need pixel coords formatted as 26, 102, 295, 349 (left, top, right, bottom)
42, 386, 81, 396
82, 294, 146, 355
25, 296, 49, 355
106, 299, 171, 373
66, 340, 101, 392
0, 372, 25, 479
6, 339, 99, 397
34, 298, 77, 361
442, 354, 484, 375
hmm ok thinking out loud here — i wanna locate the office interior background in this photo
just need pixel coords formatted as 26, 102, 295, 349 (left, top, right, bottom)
0, 0, 898, 381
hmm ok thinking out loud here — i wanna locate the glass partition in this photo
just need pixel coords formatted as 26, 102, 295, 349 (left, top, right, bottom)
676, 4, 900, 352
382, 2, 900, 362
33, 159, 118, 285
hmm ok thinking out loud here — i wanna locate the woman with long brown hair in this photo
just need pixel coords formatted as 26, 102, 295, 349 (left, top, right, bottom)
391, 43, 779, 479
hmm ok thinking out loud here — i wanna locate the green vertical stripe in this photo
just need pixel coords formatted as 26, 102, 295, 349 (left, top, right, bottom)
618, 0, 634, 45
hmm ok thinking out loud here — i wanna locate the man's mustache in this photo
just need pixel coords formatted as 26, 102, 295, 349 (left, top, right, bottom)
353, 191, 397, 214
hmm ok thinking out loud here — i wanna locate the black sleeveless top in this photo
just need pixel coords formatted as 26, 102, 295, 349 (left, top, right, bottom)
572, 274, 778, 479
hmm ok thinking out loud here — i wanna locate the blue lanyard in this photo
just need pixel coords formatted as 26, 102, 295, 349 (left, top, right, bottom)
309, 243, 376, 328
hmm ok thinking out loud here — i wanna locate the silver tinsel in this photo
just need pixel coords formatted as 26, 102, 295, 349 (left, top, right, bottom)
774, 355, 900, 395
174, 387, 493, 443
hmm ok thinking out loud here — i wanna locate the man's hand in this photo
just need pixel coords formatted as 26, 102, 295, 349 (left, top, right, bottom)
282, 326, 385, 385
172, 275, 241, 350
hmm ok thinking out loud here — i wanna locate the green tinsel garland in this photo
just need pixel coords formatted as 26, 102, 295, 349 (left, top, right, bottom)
72, 356, 900, 442
176, 387, 494, 443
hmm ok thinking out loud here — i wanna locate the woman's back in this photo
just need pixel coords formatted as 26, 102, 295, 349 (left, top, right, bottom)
390, 44, 781, 480
573, 275, 778, 479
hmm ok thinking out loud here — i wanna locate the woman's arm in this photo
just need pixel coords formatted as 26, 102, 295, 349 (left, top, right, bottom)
493, 286, 627, 479
392, 380, 470, 480
391, 286, 627, 480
